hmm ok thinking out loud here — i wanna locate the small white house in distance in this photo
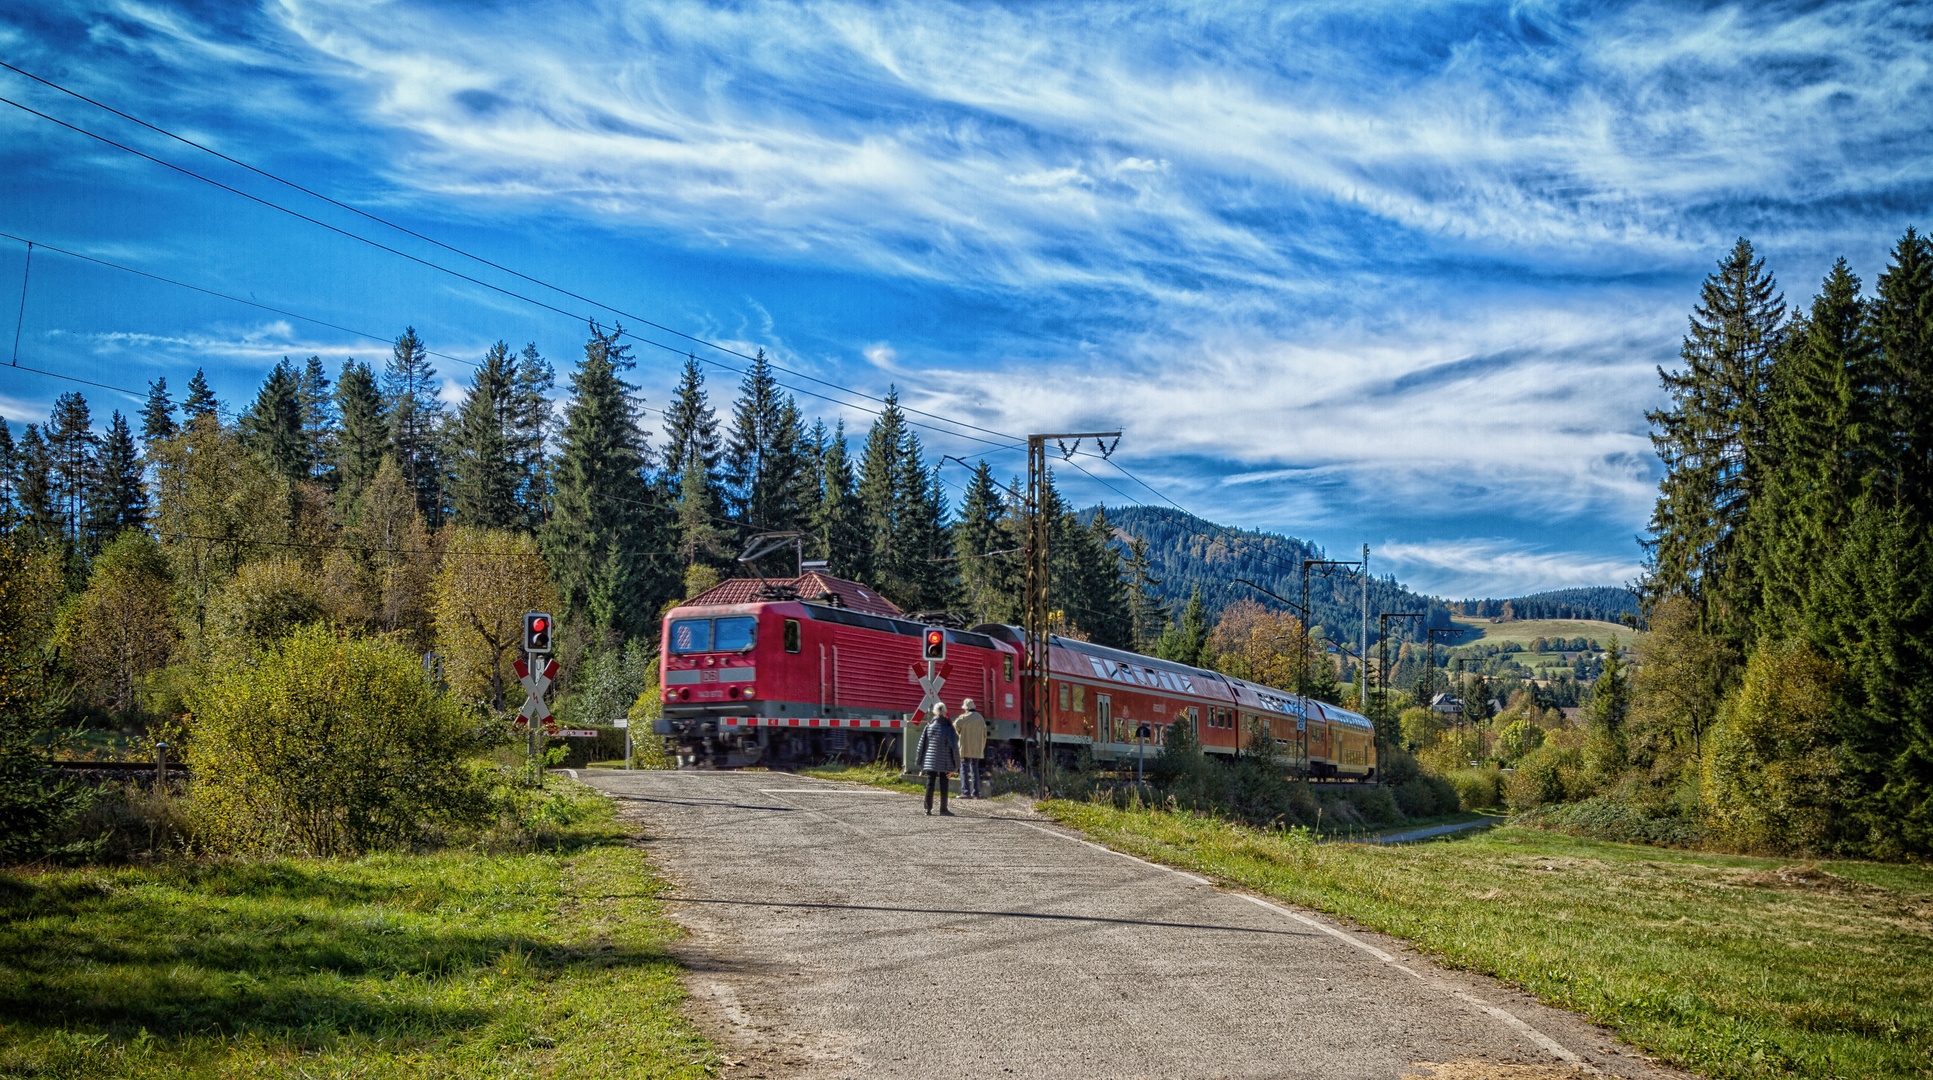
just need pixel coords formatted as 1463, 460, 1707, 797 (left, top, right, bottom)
1429, 693, 1460, 714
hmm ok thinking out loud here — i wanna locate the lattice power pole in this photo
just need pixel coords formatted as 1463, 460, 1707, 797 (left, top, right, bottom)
1375, 611, 1425, 766
1025, 431, 1119, 794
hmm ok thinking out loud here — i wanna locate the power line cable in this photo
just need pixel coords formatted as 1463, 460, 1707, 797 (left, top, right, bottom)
0, 65, 1025, 449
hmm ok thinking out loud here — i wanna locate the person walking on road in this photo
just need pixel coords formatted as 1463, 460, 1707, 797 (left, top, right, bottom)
954, 698, 987, 799
915, 701, 960, 816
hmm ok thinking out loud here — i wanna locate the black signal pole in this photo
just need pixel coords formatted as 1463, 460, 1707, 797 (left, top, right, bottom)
1025, 430, 1120, 796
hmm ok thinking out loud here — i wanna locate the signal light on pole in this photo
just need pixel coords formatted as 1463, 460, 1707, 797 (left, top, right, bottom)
922, 627, 946, 662
524, 612, 553, 654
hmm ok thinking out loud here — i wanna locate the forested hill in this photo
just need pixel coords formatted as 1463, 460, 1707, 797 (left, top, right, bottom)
1081, 506, 1455, 644
1450, 587, 1640, 624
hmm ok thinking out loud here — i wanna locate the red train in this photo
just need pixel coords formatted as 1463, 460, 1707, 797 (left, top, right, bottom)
653, 571, 1377, 780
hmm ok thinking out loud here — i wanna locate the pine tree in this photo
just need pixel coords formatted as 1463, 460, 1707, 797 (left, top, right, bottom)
890, 432, 951, 612
510, 343, 554, 528
856, 390, 907, 589
722, 350, 807, 535
540, 324, 666, 640
1645, 238, 1785, 640
240, 360, 310, 485
1589, 638, 1629, 734
182, 368, 219, 423
1156, 585, 1211, 668
297, 355, 335, 482
448, 342, 520, 528
674, 446, 730, 567
1870, 227, 1933, 513
954, 460, 1019, 625
1066, 506, 1130, 648
89, 411, 145, 539
45, 392, 98, 547
333, 360, 388, 507
661, 355, 721, 492
1755, 259, 1878, 639
139, 377, 176, 448
13, 425, 53, 537
383, 327, 446, 526
0, 422, 15, 522
808, 421, 862, 575
1123, 533, 1170, 652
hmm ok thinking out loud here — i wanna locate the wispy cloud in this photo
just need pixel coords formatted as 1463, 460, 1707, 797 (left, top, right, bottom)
1378, 537, 1645, 599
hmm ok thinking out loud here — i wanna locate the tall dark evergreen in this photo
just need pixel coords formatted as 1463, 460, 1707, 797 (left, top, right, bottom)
510, 343, 554, 528
448, 342, 520, 528
541, 324, 667, 639
673, 446, 730, 568
1122, 533, 1170, 652
807, 421, 862, 575
953, 460, 1019, 624
1156, 584, 1211, 668
13, 425, 53, 537
1755, 259, 1878, 638
45, 392, 97, 547
297, 355, 335, 482
240, 360, 310, 485
722, 350, 808, 535
855, 390, 907, 591
1067, 505, 1131, 648
662, 355, 721, 492
1869, 227, 1933, 513
182, 368, 219, 423
0, 422, 15, 521
89, 411, 145, 538
383, 327, 445, 525
333, 360, 388, 506
1644, 238, 1785, 640
139, 377, 176, 448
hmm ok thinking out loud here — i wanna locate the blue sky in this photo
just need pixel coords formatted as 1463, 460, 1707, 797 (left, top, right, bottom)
3, 0, 1930, 598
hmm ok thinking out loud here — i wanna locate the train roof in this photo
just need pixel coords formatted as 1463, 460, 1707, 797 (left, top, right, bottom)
682, 571, 904, 617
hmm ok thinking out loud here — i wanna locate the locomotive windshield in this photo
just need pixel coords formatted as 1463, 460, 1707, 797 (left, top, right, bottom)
670, 619, 711, 653
669, 616, 757, 653
714, 617, 757, 651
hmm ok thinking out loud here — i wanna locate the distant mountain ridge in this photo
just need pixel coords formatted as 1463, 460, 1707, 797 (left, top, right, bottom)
1083, 506, 1637, 639
1082, 505, 1456, 644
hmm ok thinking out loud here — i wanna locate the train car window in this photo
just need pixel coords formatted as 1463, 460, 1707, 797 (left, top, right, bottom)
1058, 682, 1070, 710
783, 618, 801, 653
1003, 655, 1014, 682
669, 619, 711, 653
1072, 685, 1085, 713
714, 617, 757, 651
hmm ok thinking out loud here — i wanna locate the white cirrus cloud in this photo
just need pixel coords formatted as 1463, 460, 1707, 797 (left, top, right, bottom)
1377, 537, 1645, 600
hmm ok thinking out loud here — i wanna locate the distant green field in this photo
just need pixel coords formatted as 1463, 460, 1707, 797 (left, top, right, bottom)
1447, 615, 1638, 650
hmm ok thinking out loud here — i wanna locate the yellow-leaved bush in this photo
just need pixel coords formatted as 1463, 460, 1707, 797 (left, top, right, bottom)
186, 623, 497, 855
1702, 639, 1847, 853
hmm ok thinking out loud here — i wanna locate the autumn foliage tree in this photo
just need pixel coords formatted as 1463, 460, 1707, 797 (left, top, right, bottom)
431, 528, 558, 711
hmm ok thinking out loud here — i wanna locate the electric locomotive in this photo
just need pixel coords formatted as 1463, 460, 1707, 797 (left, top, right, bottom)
654, 571, 1376, 779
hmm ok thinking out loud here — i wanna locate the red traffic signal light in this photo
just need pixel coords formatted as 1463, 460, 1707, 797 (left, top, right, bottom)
524, 612, 554, 654
922, 627, 946, 661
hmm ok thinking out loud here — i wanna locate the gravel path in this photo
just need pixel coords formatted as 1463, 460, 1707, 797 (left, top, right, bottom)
578, 770, 1693, 1080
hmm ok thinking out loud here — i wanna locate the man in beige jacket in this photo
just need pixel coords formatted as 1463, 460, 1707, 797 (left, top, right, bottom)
954, 698, 988, 799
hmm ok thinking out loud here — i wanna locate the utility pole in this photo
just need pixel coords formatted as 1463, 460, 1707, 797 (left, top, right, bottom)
1361, 545, 1370, 712
1025, 430, 1119, 795
1424, 627, 1460, 713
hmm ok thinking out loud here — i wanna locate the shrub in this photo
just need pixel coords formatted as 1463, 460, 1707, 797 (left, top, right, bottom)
1507, 745, 1568, 810
1399, 706, 1441, 750
1345, 783, 1400, 825
186, 624, 498, 855
1516, 795, 1708, 848
1447, 766, 1504, 810
203, 558, 327, 662
1702, 640, 1846, 854
1394, 777, 1438, 818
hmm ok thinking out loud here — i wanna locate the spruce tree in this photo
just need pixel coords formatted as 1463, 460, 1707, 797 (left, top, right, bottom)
856, 390, 907, 588
182, 368, 220, 422
808, 420, 862, 576
89, 411, 145, 540
1870, 227, 1933, 513
448, 342, 519, 528
333, 360, 389, 507
661, 355, 721, 492
383, 327, 445, 526
1123, 533, 1170, 652
46, 392, 97, 547
510, 343, 554, 528
240, 360, 310, 485
297, 355, 335, 482
722, 350, 807, 535
540, 324, 666, 640
1067, 506, 1130, 648
674, 446, 730, 567
139, 377, 176, 448
0, 422, 15, 522
1156, 585, 1211, 668
13, 425, 54, 538
954, 460, 1020, 624
1645, 238, 1785, 640
890, 432, 951, 611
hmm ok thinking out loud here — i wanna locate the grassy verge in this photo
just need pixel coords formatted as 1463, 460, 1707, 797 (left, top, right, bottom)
1048, 799, 1933, 1080
800, 761, 926, 794
0, 780, 718, 1079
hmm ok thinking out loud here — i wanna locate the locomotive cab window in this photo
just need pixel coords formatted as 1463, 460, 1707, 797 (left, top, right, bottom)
714, 617, 757, 652
783, 618, 801, 653
669, 619, 712, 654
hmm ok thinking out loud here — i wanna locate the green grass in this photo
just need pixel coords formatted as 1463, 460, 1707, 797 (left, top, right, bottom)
1448, 615, 1638, 649
0, 780, 718, 1079
801, 760, 925, 794
1047, 800, 1933, 1080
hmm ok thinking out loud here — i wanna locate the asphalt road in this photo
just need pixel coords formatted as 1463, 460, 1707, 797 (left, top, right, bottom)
577, 770, 1692, 1080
